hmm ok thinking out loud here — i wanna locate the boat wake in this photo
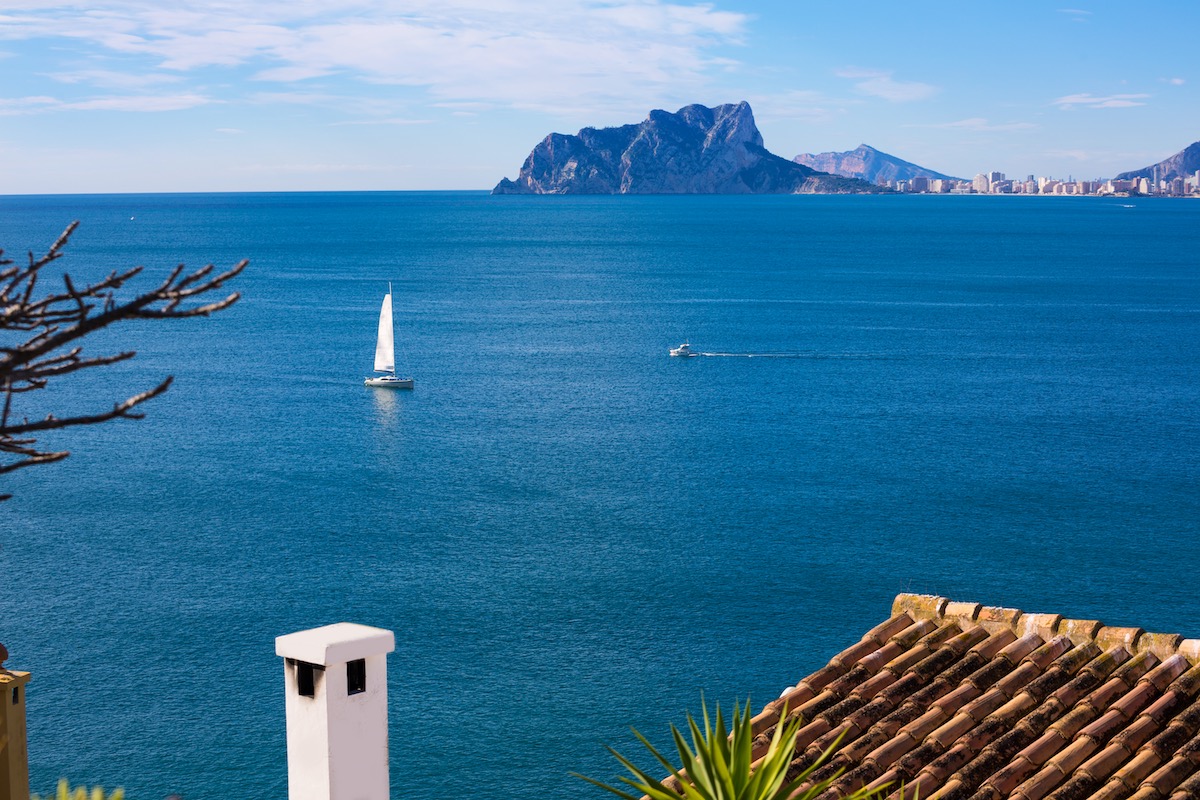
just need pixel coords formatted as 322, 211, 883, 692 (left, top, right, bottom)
695, 351, 880, 359
669, 342, 885, 360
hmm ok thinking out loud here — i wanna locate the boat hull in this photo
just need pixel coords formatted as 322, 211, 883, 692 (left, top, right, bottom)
364, 376, 414, 389
669, 341, 695, 357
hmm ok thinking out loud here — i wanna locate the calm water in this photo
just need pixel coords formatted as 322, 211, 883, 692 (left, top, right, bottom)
2, 192, 1198, 799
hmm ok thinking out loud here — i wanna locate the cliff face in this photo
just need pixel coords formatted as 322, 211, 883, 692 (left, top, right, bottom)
493, 102, 885, 195
794, 144, 958, 184
1116, 141, 1200, 182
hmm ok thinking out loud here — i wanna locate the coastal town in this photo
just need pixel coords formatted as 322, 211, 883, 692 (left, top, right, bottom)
888, 169, 1200, 196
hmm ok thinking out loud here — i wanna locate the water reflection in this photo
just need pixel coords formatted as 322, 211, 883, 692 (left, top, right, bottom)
369, 386, 400, 424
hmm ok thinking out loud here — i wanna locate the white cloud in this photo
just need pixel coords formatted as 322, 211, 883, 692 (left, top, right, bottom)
0, 0, 750, 115
252, 65, 336, 82
246, 90, 430, 123
47, 69, 182, 89
329, 117, 433, 126
67, 93, 213, 111
0, 91, 212, 115
1057, 8, 1092, 21
433, 101, 494, 112
1162, 77, 1185, 86
749, 89, 854, 124
835, 67, 938, 103
1053, 92, 1150, 109
919, 117, 1037, 132
1043, 149, 1091, 161
232, 161, 404, 174
0, 95, 61, 115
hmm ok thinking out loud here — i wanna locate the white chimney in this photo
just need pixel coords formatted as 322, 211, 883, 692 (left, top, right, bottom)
275, 623, 395, 800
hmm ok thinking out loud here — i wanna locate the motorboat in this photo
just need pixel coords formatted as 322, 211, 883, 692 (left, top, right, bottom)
669, 342, 696, 357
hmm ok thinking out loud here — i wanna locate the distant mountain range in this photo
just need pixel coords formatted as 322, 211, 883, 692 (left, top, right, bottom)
493, 102, 885, 195
1116, 141, 1200, 182
493, 102, 1197, 194
793, 144, 960, 184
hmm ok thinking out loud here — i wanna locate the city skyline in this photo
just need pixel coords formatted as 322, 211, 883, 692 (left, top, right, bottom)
1, 1, 1197, 194
890, 170, 1200, 197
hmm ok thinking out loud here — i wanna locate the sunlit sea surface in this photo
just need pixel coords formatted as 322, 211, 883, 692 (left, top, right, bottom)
2, 192, 1198, 799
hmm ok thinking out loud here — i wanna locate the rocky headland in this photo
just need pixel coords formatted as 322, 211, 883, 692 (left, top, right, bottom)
492, 102, 885, 195
793, 144, 959, 184
1116, 140, 1200, 182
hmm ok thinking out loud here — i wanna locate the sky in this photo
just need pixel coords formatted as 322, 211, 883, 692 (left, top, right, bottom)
1, 0, 1197, 193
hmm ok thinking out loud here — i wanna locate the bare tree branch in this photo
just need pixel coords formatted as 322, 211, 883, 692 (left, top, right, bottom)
0, 222, 246, 497
3, 376, 172, 435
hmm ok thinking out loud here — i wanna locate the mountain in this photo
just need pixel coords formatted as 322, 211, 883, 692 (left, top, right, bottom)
793, 144, 959, 184
1115, 141, 1200, 182
492, 102, 885, 195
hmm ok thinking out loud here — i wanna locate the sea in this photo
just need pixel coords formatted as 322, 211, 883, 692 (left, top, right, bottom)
1, 192, 1198, 800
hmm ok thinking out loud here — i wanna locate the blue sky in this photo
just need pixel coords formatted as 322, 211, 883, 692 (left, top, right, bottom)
1, 1, 1196, 192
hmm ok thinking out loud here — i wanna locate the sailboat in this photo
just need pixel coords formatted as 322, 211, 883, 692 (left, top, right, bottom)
364, 283, 414, 389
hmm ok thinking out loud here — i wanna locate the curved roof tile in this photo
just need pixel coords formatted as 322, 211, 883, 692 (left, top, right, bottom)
737, 595, 1200, 800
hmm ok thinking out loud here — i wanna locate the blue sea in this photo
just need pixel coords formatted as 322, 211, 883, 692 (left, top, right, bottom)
2, 192, 1198, 800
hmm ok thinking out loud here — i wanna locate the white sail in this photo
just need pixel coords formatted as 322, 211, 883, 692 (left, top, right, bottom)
373, 292, 395, 374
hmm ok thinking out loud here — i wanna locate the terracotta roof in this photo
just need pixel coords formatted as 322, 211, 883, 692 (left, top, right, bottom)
747, 594, 1200, 800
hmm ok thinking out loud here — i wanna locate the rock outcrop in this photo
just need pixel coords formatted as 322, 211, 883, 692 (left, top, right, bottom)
493, 102, 884, 195
793, 144, 959, 185
1116, 140, 1200, 182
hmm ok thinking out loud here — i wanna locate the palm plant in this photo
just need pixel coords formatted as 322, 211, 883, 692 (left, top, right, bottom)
576, 697, 884, 800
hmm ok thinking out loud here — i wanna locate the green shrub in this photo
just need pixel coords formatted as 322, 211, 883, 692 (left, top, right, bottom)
576, 697, 884, 800
30, 778, 125, 800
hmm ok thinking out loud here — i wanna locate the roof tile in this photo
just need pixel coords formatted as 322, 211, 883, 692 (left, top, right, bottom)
946, 603, 984, 625
1167, 767, 1200, 799
1061, 620, 1105, 644
979, 606, 1025, 633
1083, 779, 1135, 800
1117, 749, 1172, 790
1140, 634, 1186, 662
731, 597, 1200, 800
1097, 628, 1147, 654
1178, 641, 1200, 664
894, 594, 950, 620
936, 647, 1115, 793
1021, 615, 1066, 641
1049, 650, 1132, 711
1014, 759, 1072, 800
1140, 743, 1200, 794
1049, 772, 1103, 800
1167, 664, 1200, 701
929, 777, 971, 800
1148, 698, 1200, 758
1080, 741, 1140, 783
